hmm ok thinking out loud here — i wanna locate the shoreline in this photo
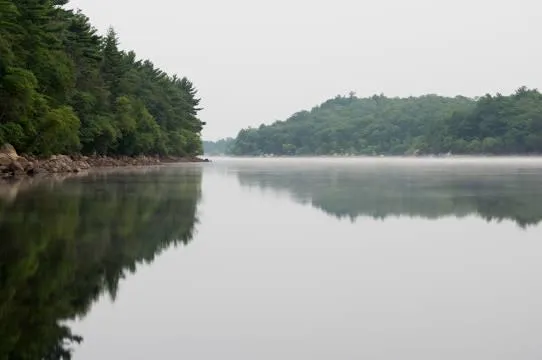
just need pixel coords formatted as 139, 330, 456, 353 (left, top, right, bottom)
0, 146, 210, 181
206, 154, 542, 159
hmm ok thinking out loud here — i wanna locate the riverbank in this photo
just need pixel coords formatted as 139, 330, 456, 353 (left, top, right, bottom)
0, 144, 209, 180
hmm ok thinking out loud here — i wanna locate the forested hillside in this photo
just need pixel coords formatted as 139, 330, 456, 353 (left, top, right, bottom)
230, 88, 542, 156
0, 0, 204, 157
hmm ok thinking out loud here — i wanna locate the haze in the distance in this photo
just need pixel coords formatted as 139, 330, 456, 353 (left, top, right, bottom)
67, 0, 542, 141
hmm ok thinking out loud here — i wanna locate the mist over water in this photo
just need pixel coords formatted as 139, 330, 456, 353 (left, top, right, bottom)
225, 157, 542, 226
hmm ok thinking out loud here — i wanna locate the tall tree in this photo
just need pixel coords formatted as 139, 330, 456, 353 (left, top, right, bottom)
0, 0, 205, 157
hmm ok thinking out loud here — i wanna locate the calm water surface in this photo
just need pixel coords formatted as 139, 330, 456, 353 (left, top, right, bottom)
2, 158, 542, 359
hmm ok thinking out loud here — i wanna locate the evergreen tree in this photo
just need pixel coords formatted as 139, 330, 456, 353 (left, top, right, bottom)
0, 0, 204, 157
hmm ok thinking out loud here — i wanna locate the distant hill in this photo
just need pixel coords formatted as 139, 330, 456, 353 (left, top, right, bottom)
203, 138, 234, 155
228, 88, 542, 156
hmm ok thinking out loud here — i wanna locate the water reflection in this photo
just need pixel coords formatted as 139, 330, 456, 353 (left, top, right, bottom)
0, 166, 202, 359
234, 158, 542, 227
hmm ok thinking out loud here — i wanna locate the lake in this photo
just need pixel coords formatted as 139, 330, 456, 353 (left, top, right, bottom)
2, 158, 542, 359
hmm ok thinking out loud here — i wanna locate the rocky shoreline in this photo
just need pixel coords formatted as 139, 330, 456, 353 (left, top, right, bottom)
0, 144, 209, 180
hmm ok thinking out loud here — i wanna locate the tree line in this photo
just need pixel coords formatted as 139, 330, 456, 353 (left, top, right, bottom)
226, 87, 542, 156
0, 0, 204, 157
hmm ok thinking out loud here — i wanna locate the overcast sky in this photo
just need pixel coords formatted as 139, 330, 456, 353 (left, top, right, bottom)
68, 0, 541, 140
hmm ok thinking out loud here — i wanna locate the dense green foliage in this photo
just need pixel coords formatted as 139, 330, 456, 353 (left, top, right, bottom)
203, 138, 234, 155
429, 87, 542, 154
0, 0, 204, 156
0, 167, 202, 359
230, 88, 542, 156
236, 160, 542, 227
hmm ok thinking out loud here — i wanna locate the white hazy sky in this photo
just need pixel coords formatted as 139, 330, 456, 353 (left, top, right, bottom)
68, 0, 542, 140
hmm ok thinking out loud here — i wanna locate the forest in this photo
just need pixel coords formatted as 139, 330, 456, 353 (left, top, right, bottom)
0, 0, 204, 157
0, 167, 202, 359
227, 87, 542, 156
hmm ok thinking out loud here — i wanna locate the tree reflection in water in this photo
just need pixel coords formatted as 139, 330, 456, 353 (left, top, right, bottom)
0, 166, 202, 359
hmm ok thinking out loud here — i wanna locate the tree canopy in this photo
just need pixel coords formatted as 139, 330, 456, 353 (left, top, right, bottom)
0, 0, 204, 157
229, 88, 542, 156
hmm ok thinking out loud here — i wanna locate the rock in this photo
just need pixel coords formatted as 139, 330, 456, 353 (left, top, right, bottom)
23, 154, 37, 162
74, 160, 90, 170
0, 143, 17, 158
7, 161, 25, 175
27, 166, 44, 176
0, 144, 18, 166
1, 151, 204, 182
23, 161, 34, 172
0, 156, 10, 166
17, 157, 30, 170
57, 155, 71, 162
38, 154, 80, 173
